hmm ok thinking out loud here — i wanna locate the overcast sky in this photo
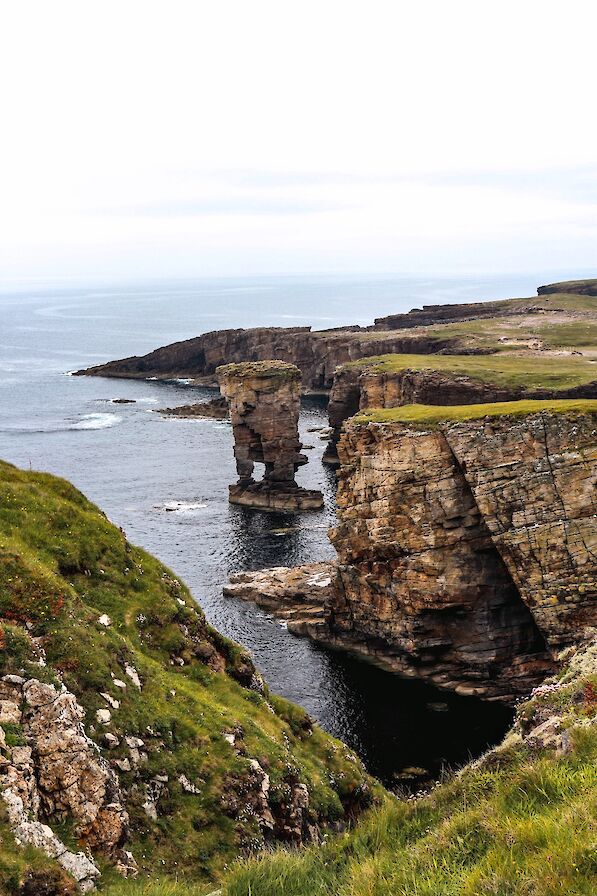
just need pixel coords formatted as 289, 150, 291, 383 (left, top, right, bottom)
1, 1, 596, 282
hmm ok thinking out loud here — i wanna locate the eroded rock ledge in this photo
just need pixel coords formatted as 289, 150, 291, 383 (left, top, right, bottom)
224, 409, 597, 702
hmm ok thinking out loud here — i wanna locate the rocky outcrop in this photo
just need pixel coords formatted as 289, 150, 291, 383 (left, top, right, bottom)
76, 327, 460, 392
217, 361, 323, 511
0, 675, 135, 891
323, 364, 517, 464
157, 396, 229, 419
372, 299, 523, 330
444, 412, 597, 649
223, 562, 334, 638
538, 279, 597, 297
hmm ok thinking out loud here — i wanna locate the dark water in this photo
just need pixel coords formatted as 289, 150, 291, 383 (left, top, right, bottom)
0, 273, 537, 783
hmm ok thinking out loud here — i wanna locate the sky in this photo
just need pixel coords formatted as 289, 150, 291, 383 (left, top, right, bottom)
1, 1, 596, 282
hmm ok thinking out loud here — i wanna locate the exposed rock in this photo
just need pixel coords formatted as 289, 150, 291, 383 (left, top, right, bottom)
226, 409, 596, 702
323, 361, 597, 465
157, 396, 229, 419
217, 361, 323, 511
76, 326, 457, 392
0, 676, 136, 890
538, 279, 597, 297
223, 563, 333, 637
326, 409, 597, 698
124, 664, 142, 689
372, 297, 545, 330
444, 411, 597, 649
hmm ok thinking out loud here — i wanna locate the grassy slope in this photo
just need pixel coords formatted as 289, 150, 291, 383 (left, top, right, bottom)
344, 353, 597, 392
0, 461, 375, 892
354, 399, 597, 425
223, 642, 597, 896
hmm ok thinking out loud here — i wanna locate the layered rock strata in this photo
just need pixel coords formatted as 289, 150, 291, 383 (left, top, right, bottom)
223, 562, 334, 638
217, 361, 323, 511
77, 327, 461, 392
225, 409, 597, 702
323, 363, 597, 465
328, 410, 596, 698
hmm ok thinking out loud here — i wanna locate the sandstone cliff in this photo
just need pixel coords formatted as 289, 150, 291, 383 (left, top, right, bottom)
323, 354, 597, 463
217, 361, 323, 510
329, 404, 597, 698
225, 403, 597, 703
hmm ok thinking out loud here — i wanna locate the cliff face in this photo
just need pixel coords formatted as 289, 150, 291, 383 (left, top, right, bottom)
324, 365, 523, 464
326, 409, 597, 699
77, 326, 460, 392
537, 278, 597, 296
323, 361, 597, 464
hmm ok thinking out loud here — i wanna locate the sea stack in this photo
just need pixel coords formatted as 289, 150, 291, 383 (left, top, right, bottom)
217, 361, 324, 511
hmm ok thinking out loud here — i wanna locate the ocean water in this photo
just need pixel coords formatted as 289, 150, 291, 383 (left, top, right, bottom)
0, 273, 546, 783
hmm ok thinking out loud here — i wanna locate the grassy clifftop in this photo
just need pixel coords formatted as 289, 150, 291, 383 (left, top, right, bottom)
354, 398, 597, 426
344, 353, 597, 393
0, 461, 374, 892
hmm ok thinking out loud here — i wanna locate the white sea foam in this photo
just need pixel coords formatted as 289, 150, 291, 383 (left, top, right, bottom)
70, 413, 122, 430
156, 500, 208, 513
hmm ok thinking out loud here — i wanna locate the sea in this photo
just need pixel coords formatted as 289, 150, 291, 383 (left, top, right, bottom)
0, 272, 551, 784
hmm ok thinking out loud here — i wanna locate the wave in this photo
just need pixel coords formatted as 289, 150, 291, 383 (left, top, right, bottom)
155, 500, 208, 513
0, 412, 122, 434
70, 413, 122, 430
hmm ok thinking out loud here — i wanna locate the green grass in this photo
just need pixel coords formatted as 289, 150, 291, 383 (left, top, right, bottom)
535, 321, 597, 350
354, 398, 597, 425
221, 643, 597, 896
343, 352, 597, 392
0, 460, 375, 891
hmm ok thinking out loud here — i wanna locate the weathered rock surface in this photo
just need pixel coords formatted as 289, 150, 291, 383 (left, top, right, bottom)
157, 396, 229, 419
223, 562, 334, 637
327, 410, 596, 698
445, 412, 597, 649
0, 676, 135, 890
323, 362, 597, 464
226, 410, 596, 702
218, 361, 323, 511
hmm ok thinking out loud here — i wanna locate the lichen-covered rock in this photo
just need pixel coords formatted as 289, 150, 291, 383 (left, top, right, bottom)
0, 675, 135, 890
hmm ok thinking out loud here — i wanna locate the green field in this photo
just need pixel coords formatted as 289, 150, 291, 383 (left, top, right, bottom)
344, 352, 597, 393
